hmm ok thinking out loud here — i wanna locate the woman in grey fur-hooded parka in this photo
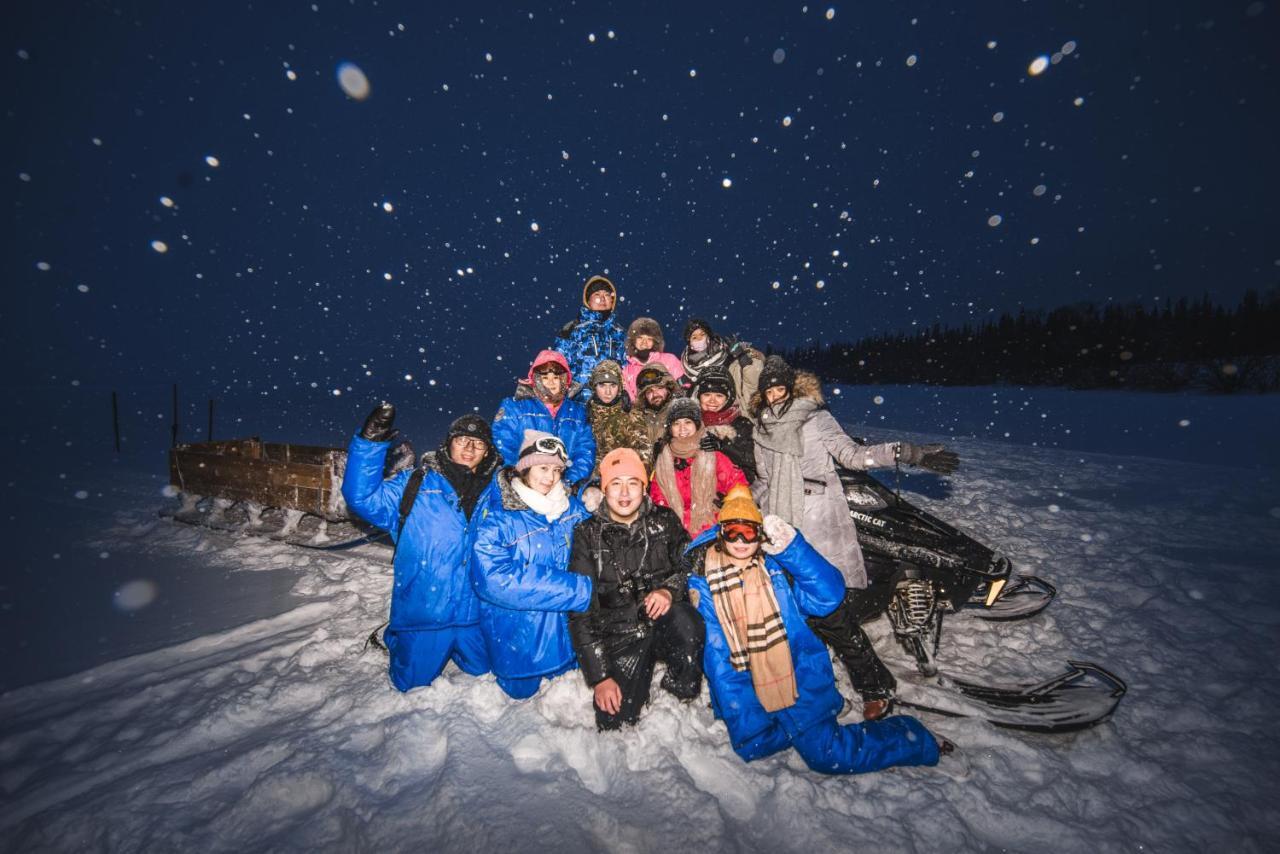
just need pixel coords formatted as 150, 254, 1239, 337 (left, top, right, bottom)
749, 366, 902, 590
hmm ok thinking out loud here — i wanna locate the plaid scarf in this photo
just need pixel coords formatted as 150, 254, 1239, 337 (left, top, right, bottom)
704, 546, 797, 712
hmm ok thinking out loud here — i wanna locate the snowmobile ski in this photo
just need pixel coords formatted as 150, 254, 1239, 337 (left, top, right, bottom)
963, 574, 1057, 621
894, 661, 1127, 733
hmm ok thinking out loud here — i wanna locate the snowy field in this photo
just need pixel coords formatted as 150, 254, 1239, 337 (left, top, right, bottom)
2, 386, 1279, 851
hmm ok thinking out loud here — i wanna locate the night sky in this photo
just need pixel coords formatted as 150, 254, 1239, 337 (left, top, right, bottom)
7, 1, 1278, 427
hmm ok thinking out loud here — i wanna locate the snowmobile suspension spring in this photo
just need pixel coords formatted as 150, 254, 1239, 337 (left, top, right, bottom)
899, 580, 936, 629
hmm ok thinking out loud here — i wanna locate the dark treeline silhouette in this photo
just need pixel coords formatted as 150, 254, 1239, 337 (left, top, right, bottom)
785, 288, 1280, 393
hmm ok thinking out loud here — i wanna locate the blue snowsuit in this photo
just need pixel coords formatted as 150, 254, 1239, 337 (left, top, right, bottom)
492, 385, 596, 486
686, 526, 941, 774
472, 471, 594, 699
554, 305, 627, 393
342, 435, 498, 692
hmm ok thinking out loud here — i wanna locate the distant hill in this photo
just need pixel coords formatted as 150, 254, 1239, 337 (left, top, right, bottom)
785, 289, 1280, 393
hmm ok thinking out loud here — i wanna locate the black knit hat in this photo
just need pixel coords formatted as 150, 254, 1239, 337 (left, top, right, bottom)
758, 355, 795, 395
683, 317, 714, 343
584, 277, 614, 301
666, 397, 703, 429
692, 367, 736, 407
445, 413, 492, 446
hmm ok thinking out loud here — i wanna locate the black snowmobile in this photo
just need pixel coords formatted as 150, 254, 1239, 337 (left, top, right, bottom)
839, 466, 1127, 732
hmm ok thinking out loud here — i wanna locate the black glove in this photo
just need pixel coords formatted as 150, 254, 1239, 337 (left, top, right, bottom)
557, 320, 577, 339
360, 402, 398, 442
727, 340, 753, 367
699, 433, 729, 453
899, 442, 959, 475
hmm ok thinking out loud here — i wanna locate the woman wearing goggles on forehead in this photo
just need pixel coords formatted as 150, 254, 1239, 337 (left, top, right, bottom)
682, 486, 952, 775
473, 430, 594, 700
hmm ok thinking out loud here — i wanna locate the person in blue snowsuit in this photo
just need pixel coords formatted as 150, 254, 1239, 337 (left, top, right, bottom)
684, 484, 950, 774
343, 404, 500, 692
492, 349, 596, 487
472, 430, 594, 699
553, 274, 627, 395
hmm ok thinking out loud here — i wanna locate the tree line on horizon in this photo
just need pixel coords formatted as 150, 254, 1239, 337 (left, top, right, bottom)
781, 288, 1280, 394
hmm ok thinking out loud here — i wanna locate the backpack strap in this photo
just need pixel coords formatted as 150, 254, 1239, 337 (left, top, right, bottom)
366, 466, 426, 657
391, 463, 427, 558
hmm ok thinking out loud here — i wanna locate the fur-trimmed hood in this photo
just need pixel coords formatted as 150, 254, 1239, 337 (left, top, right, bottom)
748, 370, 824, 417
513, 379, 584, 402
704, 423, 738, 442
496, 467, 531, 511
634, 363, 682, 411
626, 316, 666, 357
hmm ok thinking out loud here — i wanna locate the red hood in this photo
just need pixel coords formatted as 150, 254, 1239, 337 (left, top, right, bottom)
524, 349, 572, 385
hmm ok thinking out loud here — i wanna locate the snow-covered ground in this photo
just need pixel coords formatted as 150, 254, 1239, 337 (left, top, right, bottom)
2, 387, 1279, 851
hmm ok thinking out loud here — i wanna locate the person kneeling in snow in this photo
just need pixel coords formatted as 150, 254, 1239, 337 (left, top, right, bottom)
568, 449, 704, 730
685, 485, 949, 774
472, 431, 594, 699
343, 404, 500, 692
493, 350, 596, 489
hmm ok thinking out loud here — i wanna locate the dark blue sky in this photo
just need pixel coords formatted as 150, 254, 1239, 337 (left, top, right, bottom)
6, 0, 1278, 416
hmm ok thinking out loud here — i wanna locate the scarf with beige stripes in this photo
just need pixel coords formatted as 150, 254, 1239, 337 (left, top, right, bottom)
704, 546, 797, 712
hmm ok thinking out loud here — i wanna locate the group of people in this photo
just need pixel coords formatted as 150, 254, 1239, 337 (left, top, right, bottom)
343, 275, 961, 775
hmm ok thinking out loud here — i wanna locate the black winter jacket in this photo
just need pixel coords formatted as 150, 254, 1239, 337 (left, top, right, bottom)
705, 415, 757, 483
567, 500, 691, 686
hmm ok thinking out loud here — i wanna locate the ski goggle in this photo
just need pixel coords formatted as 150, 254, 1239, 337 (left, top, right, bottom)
721, 521, 763, 544
635, 369, 665, 389
518, 436, 568, 463
534, 364, 567, 378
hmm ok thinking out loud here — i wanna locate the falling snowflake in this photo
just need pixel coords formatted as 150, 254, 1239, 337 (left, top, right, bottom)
337, 62, 371, 99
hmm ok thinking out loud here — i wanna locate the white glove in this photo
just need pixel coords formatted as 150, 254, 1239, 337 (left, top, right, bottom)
582, 486, 604, 512
761, 514, 795, 555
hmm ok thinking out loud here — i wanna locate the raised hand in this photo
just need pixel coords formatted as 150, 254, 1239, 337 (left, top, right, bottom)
360, 402, 397, 442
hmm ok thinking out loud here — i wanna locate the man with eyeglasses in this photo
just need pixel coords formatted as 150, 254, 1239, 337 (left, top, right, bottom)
567, 448, 704, 730
342, 405, 501, 691
682, 485, 952, 774
493, 350, 596, 487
